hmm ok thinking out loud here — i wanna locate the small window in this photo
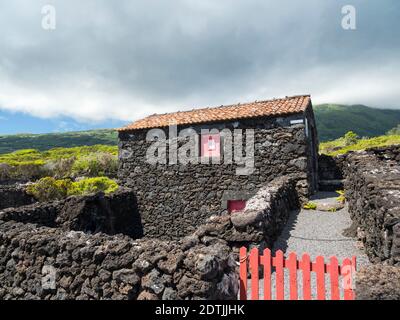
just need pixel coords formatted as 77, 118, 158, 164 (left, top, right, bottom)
227, 200, 246, 213
201, 133, 220, 157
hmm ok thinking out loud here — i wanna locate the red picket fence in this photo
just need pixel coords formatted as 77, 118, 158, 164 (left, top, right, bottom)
239, 247, 356, 300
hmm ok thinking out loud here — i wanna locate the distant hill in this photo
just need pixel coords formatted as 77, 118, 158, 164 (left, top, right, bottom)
0, 129, 118, 154
1, 104, 400, 153
314, 104, 400, 141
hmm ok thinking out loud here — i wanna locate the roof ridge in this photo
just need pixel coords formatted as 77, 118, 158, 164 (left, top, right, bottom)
118, 95, 311, 131
143, 94, 310, 119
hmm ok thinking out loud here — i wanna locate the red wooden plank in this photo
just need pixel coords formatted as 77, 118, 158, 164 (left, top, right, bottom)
261, 248, 272, 300
274, 250, 285, 300
329, 256, 340, 300
314, 256, 326, 300
342, 258, 354, 300
352, 256, 357, 300
239, 247, 247, 300
250, 248, 259, 300
287, 252, 298, 300
301, 253, 312, 300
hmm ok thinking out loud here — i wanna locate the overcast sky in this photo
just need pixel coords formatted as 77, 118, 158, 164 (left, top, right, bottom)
0, 0, 399, 124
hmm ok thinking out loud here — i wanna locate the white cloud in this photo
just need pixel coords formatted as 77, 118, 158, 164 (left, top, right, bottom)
0, 0, 399, 124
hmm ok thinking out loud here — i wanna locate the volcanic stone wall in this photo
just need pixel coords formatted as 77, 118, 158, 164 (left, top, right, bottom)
0, 220, 238, 300
0, 185, 35, 210
0, 175, 299, 300
356, 264, 400, 300
0, 188, 143, 238
118, 110, 318, 241
318, 154, 345, 181
190, 175, 300, 258
343, 146, 400, 265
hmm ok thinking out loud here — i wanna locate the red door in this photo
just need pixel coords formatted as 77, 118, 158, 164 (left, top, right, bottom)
228, 200, 246, 213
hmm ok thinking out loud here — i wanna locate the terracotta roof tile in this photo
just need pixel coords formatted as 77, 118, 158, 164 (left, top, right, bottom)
118, 95, 311, 131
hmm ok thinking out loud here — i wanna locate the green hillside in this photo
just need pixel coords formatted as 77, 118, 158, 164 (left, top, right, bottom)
0, 104, 399, 153
314, 104, 400, 141
0, 129, 118, 154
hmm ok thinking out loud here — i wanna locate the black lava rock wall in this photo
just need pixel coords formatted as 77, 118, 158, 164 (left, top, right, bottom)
0, 220, 238, 300
118, 111, 318, 241
343, 146, 400, 265
0, 185, 35, 210
0, 188, 143, 238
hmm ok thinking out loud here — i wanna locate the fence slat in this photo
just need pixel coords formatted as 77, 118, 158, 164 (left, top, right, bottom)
274, 250, 285, 300
342, 258, 354, 300
239, 247, 247, 300
329, 256, 340, 300
250, 248, 259, 300
261, 248, 272, 300
301, 253, 312, 300
315, 256, 326, 300
239, 248, 356, 301
288, 252, 298, 300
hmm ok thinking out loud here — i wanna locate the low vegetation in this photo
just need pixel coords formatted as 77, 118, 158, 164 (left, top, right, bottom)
319, 131, 400, 156
303, 202, 317, 210
0, 129, 118, 154
0, 145, 118, 182
26, 176, 119, 202
336, 190, 345, 204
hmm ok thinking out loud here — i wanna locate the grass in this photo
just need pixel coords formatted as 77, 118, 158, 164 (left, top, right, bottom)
0, 145, 118, 166
319, 134, 400, 156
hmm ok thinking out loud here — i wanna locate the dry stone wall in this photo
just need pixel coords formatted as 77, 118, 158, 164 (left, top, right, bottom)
343, 146, 400, 265
0, 220, 238, 300
0, 185, 35, 210
356, 264, 400, 300
0, 188, 143, 238
0, 175, 299, 300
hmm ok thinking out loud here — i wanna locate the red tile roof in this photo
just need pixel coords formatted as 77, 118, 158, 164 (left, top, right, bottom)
118, 95, 311, 131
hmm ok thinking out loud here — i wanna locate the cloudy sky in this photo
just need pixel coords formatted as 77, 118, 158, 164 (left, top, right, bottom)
0, 0, 399, 130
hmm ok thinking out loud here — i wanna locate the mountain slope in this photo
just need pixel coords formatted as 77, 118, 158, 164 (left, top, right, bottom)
314, 104, 400, 141
1, 104, 400, 153
0, 129, 118, 154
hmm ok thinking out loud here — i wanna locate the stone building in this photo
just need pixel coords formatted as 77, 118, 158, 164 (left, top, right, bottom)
118, 95, 319, 240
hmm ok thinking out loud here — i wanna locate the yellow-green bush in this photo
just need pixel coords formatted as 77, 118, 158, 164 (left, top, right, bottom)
26, 177, 71, 202
336, 190, 346, 204
0, 145, 118, 181
303, 202, 317, 210
320, 132, 400, 156
68, 177, 119, 196
27, 176, 119, 202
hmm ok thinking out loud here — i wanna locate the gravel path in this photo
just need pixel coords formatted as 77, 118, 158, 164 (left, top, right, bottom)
244, 192, 370, 300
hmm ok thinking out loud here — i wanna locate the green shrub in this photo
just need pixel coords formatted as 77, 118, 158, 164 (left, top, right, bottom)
46, 157, 76, 179
320, 134, 400, 156
344, 131, 359, 146
303, 202, 317, 210
27, 176, 119, 202
68, 177, 119, 196
336, 190, 346, 204
26, 177, 71, 202
0, 145, 118, 181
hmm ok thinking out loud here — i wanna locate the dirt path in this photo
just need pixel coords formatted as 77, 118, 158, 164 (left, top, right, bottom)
244, 192, 370, 300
